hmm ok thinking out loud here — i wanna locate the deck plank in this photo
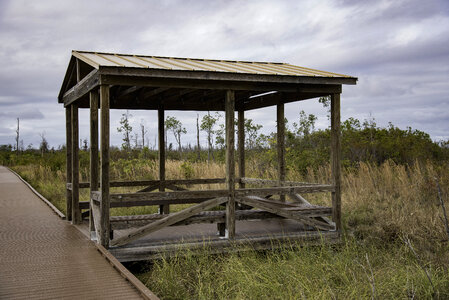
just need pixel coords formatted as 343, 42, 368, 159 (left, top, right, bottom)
0, 166, 156, 299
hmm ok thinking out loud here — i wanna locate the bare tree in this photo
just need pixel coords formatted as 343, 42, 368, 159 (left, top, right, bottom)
140, 120, 147, 150
39, 132, 49, 157
194, 114, 200, 161
15, 118, 19, 154
133, 132, 139, 149
82, 139, 88, 151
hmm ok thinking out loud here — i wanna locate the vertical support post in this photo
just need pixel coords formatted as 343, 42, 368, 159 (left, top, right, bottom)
99, 84, 110, 248
238, 109, 245, 188
89, 90, 99, 238
225, 90, 236, 239
331, 93, 342, 231
71, 104, 81, 224
65, 106, 72, 221
158, 108, 169, 214
277, 100, 285, 202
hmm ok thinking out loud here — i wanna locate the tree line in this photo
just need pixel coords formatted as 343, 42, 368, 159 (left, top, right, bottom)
2, 100, 448, 171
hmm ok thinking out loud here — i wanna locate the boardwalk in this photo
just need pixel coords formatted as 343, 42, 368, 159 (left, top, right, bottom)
0, 166, 155, 299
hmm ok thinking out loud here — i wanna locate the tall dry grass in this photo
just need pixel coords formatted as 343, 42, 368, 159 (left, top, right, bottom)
12, 158, 449, 298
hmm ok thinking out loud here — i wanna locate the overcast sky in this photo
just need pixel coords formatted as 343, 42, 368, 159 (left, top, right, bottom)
1, 0, 448, 149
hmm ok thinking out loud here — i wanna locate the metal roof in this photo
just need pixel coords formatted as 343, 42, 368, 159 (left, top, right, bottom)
72, 50, 353, 78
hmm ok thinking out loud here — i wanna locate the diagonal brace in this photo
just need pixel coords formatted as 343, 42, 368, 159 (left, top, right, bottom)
111, 196, 228, 247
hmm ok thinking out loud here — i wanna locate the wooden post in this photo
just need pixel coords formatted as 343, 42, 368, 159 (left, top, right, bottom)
99, 84, 110, 248
158, 108, 169, 214
225, 90, 236, 239
331, 93, 342, 231
89, 90, 99, 238
71, 104, 81, 224
238, 109, 245, 188
65, 106, 72, 221
277, 100, 285, 202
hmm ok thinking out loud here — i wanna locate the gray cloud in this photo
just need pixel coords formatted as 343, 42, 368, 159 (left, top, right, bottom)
0, 0, 448, 148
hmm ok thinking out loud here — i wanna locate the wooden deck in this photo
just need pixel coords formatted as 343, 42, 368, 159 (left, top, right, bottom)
0, 166, 157, 299
77, 216, 339, 262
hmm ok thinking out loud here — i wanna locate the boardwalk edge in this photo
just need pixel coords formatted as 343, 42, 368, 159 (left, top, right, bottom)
7, 166, 160, 300
8, 167, 66, 219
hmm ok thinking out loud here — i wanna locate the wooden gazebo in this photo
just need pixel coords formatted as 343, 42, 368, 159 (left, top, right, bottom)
58, 50, 357, 261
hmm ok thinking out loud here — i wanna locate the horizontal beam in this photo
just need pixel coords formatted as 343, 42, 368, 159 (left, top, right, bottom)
110, 207, 332, 230
235, 185, 335, 197
110, 189, 229, 203
110, 231, 340, 262
77, 178, 226, 189
237, 196, 334, 230
63, 69, 100, 106
240, 177, 324, 186
99, 66, 358, 86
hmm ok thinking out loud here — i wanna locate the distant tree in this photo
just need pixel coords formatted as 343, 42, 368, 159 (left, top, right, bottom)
196, 114, 201, 160
244, 118, 263, 149
319, 96, 331, 121
82, 139, 88, 151
292, 110, 317, 137
117, 111, 133, 151
133, 132, 139, 149
39, 132, 49, 157
201, 112, 220, 161
140, 120, 147, 150
165, 116, 187, 157
15, 118, 19, 154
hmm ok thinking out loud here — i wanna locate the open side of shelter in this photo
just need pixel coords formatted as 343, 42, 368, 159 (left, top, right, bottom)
59, 50, 357, 261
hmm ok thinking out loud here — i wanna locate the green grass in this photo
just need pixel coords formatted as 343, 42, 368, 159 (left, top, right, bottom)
10, 157, 449, 299
134, 238, 448, 299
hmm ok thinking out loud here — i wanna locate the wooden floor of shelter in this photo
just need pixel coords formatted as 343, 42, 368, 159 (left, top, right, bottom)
0, 166, 154, 299
77, 214, 339, 262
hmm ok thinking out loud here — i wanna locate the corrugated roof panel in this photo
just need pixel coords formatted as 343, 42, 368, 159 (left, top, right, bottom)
77, 52, 116, 67
72, 50, 354, 78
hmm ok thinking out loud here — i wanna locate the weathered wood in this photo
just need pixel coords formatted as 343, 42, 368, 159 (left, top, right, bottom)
81, 210, 90, 219
166, 184, 188, 191
158, 108, 169, 214
331, 93, 342, 231
111, 210, 275, 230
240, 177, 322, 187
238, 109, 245, 188
109, 206, 332, 230
71, 104, 81, 224
237, 196, 333, 230
288, 194, 335, 226
77, 178, 226, 189
63, 69, 100, 107
110, 198, 207, 207
65, 106, 72, 221
277, 100, 285, 202
288, 193, 312, 206
225, 90, 236, 239
89, 90, 99, 237
136, 184, 159, 193
110, 231, 340, 262
111, 197, 228, 247
105, 185, 332, 205
235, 185, 335, 197
99, 84, 110, 248
79, 201, 90, 210
91, 191, 101, 202
111, 189, 229, 202
90, 199, 102, 241
99, 68, 357, 88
